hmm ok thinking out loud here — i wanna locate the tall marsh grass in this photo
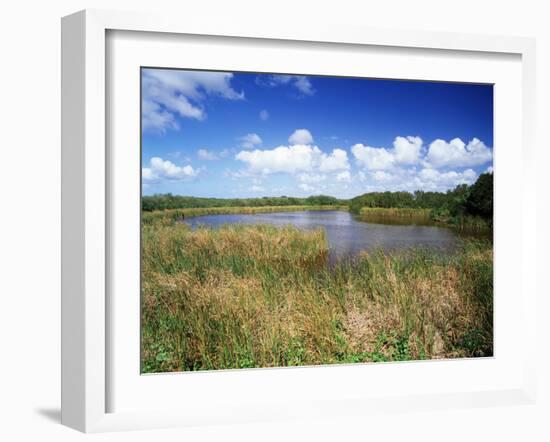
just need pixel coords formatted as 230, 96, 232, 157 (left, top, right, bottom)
141, 218, 493, 372
359, 207, 433, 225
359, 207, 492, 234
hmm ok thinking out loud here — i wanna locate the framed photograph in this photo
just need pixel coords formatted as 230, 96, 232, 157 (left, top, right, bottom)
61, 9, 537, 432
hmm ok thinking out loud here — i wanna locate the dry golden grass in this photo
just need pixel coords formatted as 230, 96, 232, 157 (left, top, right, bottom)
358, 207, 433, 226
141, 215, 493, 372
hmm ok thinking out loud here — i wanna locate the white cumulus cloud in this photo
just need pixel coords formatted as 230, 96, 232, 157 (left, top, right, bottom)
228, 131, 491, 195
235, 134, 350, 176
372, 170, 393, 182
336, 171, 351, 182
352, 135, 492, 173
351, 136, 423, 170
319, 148, 350, 172
288, 129, 314, 145
425, 137, 492, 168
236, 144, 319, 174
416, 168, 477, 189
394, 136, 423, 165
142, 157, 199, 183
352, 144, 395, 170
351, 167, 479, 193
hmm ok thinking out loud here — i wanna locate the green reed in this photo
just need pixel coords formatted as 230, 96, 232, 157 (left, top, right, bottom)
141, 215, 493, 373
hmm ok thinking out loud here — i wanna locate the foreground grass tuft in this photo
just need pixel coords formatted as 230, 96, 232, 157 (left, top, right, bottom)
141, 221, 493, 373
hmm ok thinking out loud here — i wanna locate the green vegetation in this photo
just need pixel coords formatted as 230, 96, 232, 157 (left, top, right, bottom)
142, 194, 345, 212
141, 172, 494, 372
357, 207, 491, 233
349, 173, 493, 232
142, 205, 348, 226
141, 215, 493, 372
358, 208, 433, 225
143, 172, 493, 232
464, 172, 493, 219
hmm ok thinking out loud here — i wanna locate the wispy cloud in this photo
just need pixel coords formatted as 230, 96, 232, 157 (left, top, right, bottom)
250, 185, 265, 193
256, 74, 315, 96
239, 133, 263, 149
197, 148, 218, 161
142, 69, 244, 133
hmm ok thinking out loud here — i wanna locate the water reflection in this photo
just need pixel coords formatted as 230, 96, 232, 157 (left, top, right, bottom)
185, 210, 460, 260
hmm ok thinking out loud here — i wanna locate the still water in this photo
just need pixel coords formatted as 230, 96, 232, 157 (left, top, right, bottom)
185, 210, 459, 259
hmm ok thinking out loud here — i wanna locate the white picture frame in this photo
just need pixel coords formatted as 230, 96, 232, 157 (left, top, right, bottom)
61, 9, 537, 433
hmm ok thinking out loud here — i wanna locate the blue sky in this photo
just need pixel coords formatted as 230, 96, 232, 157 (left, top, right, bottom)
142, 68, 493, 198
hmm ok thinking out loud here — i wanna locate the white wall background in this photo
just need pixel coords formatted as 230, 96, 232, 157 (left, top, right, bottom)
0, 1, 548, 440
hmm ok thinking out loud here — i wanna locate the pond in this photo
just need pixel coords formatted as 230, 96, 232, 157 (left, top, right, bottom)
184, 210, 462, 259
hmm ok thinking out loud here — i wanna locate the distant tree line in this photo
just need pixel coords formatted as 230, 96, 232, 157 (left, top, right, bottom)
142, 172, 493, 224
141, 194, 345, 212
349, 172, 493, 222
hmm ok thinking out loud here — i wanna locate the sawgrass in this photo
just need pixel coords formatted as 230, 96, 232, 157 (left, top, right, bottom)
358, 207, 433, 225
141, 216, 493, 373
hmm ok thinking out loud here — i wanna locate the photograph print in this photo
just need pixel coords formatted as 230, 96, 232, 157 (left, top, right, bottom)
141, 68, 493, 373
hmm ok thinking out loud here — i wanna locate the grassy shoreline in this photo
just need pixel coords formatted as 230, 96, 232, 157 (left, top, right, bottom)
142, 204, 348, 226
358, 207, 433, 226
143, 205, 491, 235
359, 207, 492, 233
141, 216, 493, 373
